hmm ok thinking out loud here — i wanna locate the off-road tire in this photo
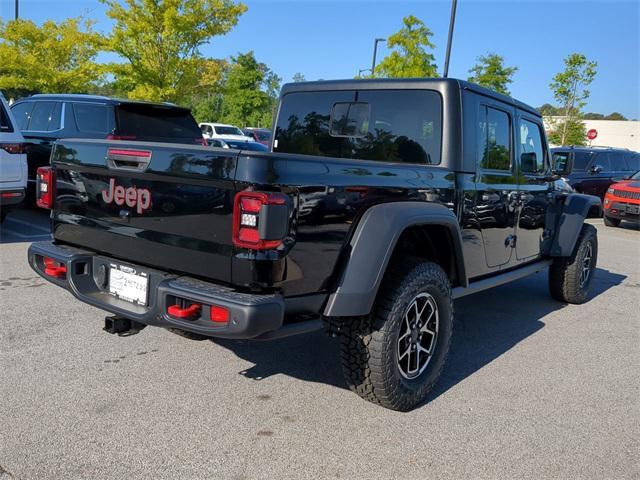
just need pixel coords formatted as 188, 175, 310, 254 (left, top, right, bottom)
339, 259, 453, 411
549, 223, 598, 304
603, 215, 621, 227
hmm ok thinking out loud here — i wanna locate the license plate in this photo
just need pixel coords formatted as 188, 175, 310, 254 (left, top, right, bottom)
625, 205, 639, 215
109, 264, 148, 306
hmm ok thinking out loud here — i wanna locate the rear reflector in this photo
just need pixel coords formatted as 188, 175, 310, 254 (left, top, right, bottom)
107, 148, 152, 158
210, 305, 229, 324
36, 166, 54, 209
0, 143, 26, 154
167, 303, 201, 319
106, 134, 137, 141
43, 257, 67, 278
1, 191, 22, 198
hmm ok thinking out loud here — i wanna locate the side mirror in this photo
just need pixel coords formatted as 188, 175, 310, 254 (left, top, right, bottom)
589, 164, 604, 175
520, 152, 538, 174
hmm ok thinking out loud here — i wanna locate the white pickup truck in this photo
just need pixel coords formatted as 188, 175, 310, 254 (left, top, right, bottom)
0, 93, 28, 223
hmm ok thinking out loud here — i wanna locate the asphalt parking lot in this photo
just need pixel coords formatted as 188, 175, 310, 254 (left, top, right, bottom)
1, 207, 638, 480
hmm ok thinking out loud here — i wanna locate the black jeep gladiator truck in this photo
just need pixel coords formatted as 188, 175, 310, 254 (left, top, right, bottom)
29, 79, 601, 411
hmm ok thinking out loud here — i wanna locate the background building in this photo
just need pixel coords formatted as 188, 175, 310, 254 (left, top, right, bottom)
544, 118, 640, 150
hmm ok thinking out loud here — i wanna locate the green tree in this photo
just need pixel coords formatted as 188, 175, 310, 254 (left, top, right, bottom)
374, 15, 437, 78
604, 112, 627, 120
220, 51, 281, 127
547, 117, 587, 146
101, 0, 246, 103
548, 53, 597, 145
292, 72, 306, 82
189, 58, 229, 122
0, 18, 106, 98
467, 53, 517, 95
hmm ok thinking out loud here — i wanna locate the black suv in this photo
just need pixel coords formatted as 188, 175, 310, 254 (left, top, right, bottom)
551, 146, 640, 200
10, 94, 204, 202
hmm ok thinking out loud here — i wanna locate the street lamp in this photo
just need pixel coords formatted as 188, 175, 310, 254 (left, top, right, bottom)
15, 0, 19, 19
371, 38, 386, 75
357, 68, 372, 77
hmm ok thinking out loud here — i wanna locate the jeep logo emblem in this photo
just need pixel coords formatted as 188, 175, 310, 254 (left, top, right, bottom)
101, 178, 151, 214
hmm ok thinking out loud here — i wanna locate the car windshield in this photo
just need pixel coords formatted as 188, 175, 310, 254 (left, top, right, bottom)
631, 170, 640, 180
255, 130, 271, 141
215, 126, 243, 136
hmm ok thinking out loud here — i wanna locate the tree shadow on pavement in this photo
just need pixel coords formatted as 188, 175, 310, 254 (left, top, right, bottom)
211, 267, 626, 400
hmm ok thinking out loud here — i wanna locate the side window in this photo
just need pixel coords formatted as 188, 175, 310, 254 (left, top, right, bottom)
478, 106, 511, 171
518, 118, 545, 174
573, 151, 593, 171
48, 102, 62, 131
10, 102, 34, 130
27, 101, 58, 131
610, 152, 629, 171
72, 103, 111, 134
624, 152, 640, 172
552, 151, 570, 173
0, 103, 13, 132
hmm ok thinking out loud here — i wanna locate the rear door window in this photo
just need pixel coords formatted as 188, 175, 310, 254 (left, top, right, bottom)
274, 89, 442, 165
116, 104, 201, 143
73, 103, 112, 134
477, 106, 511, 171
624, 152, 640, 172
0, 102, 13, 132
10, 102, 34, 130
572, 151, 593, 171
26, 101, 62, 132
592, 152, 611, 171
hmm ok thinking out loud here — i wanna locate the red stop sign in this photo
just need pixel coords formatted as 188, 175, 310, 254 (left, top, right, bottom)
587, 129, 598, 140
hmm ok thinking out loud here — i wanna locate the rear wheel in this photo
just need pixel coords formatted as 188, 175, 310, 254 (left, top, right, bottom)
549, 223, 598, 304
603, 215, 621, 227
339, 259, 453, 411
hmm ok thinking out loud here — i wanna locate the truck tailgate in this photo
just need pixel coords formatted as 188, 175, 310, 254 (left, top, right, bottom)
51, 139, 238, 284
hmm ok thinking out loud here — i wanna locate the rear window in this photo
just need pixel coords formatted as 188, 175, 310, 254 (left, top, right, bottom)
115, 104, 201, 143
274, 89, 442, 165
73, 103, 112, 134
214, 125, 243, 136
0, 103, 13, 132
255, 130, 271, 141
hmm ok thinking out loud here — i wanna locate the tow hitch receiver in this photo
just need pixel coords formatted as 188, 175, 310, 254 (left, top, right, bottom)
103, 316, 146, 337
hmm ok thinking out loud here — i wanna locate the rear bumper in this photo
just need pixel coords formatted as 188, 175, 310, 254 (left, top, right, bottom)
28, 241, 284, 339
0, 189, 26, 207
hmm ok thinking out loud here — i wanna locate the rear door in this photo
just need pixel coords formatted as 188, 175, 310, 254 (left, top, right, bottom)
52, 139, 239, 283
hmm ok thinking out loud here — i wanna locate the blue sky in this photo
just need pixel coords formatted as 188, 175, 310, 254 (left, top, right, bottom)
1, 0, 639, 118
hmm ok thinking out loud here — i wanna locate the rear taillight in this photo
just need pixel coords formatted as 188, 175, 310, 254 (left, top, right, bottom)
106, 134, 137, 141
36, 166, 54, 209
0, 143, 26, 154
232, 191, 289, 250
196, 137, 207, 146
43, 257, 67, 279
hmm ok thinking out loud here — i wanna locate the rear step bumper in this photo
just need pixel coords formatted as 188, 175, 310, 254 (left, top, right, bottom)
28, 241, 284, 339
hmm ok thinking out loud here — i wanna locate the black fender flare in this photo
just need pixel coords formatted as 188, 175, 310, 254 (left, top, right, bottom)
549, 193, 602, 257
323, 202, 466, 317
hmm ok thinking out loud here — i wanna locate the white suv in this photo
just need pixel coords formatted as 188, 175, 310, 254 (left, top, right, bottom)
199, 122, 251, 142
0, 93, 28, 223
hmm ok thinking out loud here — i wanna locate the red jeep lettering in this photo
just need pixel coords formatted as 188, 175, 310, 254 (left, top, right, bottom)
101, 178, 151, 214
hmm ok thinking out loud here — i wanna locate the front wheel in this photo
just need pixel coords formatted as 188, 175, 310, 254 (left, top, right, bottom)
603, 215, 621, 227
339, 259, 453, 411
549, 223, 598, 304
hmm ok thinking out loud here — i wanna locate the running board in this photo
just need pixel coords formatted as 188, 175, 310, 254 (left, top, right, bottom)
452, 259, 553, 299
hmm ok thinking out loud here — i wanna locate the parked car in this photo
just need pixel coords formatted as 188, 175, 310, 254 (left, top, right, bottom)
199, 122, 247, 142
603, 170, 640, 227
242, 127, 271, 146
0, 92, 28, 222
29, 78, 601, 412
207, 138, 268, 151
10, 94, 204, 204
551, 146, 640, 200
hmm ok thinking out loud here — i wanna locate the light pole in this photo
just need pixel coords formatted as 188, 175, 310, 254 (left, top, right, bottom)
371, 38, 386, 76
357, 68, 372, 77
443, 0, 458, 78
15, 0, 19, 19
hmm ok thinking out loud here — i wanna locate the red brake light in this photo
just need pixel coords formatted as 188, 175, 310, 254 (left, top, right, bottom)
36, 166, 54, 209
106, 134, 137, 141
210, 305, 229, 324
232, 191, 288, 250
0, 143, 26, 154
196, 137, 207, 146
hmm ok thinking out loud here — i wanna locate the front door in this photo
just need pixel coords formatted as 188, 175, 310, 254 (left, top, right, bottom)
475, 104, 518, 268
514, 115, 552, 261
